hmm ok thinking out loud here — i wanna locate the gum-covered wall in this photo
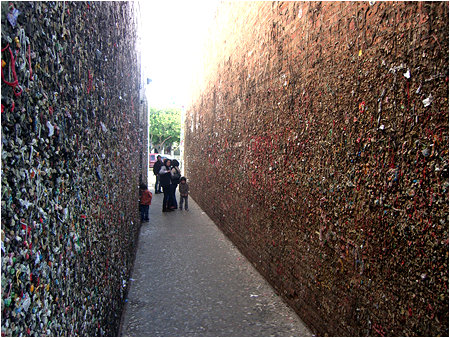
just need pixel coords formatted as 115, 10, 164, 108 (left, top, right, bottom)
185, 1, 449, 336
1, 1, 142, 336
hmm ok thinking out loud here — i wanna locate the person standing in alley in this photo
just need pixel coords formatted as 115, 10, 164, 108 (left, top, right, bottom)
153, 155, 163, 194
159, 158, 173, 212
178, 176, 189, 211
169, 159, 181, 210
139, 183, 153, 222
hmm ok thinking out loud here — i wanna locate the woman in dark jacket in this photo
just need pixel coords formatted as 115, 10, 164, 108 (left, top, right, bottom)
169, 159, 181, 209
159, 158, 173, 212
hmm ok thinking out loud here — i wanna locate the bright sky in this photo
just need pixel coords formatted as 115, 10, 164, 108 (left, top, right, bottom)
138, 0, 219, 109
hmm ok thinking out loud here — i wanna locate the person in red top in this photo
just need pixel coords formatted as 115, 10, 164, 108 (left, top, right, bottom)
139, 183, 153, 222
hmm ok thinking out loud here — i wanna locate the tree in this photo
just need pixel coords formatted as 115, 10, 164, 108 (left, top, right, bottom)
148, 107, 181, 153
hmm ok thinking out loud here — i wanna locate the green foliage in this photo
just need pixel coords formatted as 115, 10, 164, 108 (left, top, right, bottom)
148, 107, 181, 152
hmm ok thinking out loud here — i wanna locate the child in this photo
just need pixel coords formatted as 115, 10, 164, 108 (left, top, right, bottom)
178, 177, 189, 211
139, 183, 152, 222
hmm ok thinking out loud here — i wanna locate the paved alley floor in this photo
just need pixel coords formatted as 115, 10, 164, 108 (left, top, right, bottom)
119, 184, 312, 337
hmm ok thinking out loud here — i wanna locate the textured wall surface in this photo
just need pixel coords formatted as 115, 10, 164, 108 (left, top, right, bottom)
185, 1, 449, 336
1, 1, 142, 336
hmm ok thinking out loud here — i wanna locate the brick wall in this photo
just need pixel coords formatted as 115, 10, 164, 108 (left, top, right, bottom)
1, 2, 142, 335
185, 1, 449, 336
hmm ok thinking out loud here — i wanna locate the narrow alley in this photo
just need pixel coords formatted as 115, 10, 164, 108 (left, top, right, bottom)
1, 1, 448, 337
120, 182, 312, 337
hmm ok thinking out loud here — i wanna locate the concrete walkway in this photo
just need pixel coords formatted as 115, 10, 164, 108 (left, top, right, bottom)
119, 182, 312, 337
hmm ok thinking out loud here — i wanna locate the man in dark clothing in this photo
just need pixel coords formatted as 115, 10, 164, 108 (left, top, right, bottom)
153, 155, 163, 194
